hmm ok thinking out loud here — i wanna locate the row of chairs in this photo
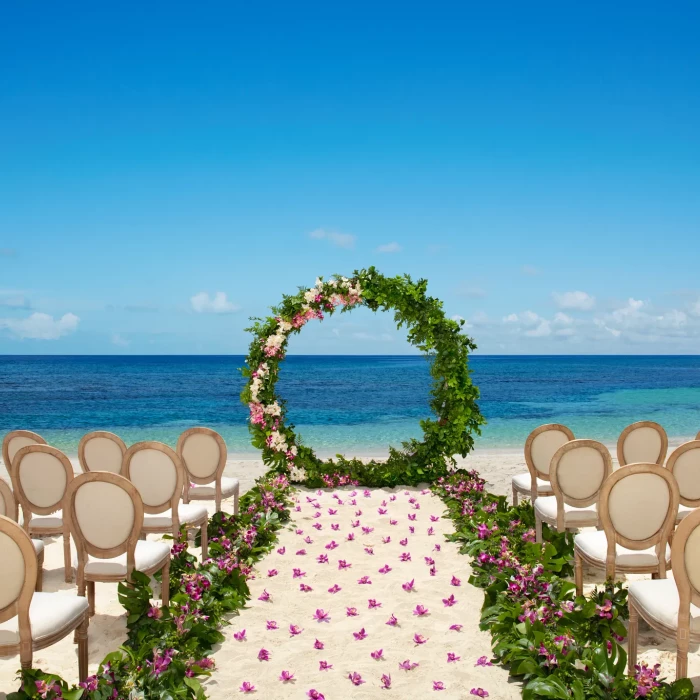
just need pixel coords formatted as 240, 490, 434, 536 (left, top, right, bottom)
512, 422, 700, 681
0, 427, 239, 680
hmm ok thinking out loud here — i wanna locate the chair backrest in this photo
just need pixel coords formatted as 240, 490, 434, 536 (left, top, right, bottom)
78, 431, 127, 474
0, 515, 37, 646
0, 479, 18, 521
2, 430, 47, 473
666, 441, 700, 508
65, 472, 144, 575
696, 430, 700, 441
617, 421, 668, 467
177, 427, 227, 490
122, 441, 184, 515
670, 506, 700, 619
550, 440, 612, 527
599, 463, 679, 577
11, 445, 74, 525
525, 424, 575, 481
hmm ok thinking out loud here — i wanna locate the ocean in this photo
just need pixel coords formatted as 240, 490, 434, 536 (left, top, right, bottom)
1, 355, 699, 457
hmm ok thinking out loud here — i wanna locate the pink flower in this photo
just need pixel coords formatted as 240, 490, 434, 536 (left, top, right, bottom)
424, 557, 435, 566
331, 523, 340, 531
433, 681, 446, 691
378, 508, 387, 514
364, 546, 374, 555
258, 589, 271, 602
371, 649, 384, 660
382, 536, 391, 544
355, 509, 363, 516
307, 690, 325, 700
239, 681, 255, 693
449, 624, 463, 632
346, 532, 355, 541
292, 568, 306, 578
268, 569, 278, 577
409, 526, 415, 534
148, 606, 162, 619
328, 508, 337, 515
398, 660, 419, 671
313, 523, 322, 530
358, 576, 372, 584
400, 538, 408, 546
399, 552, 411, 562
338, 559, 351, 570
317, 554, 329, 564
430, 515, 439, 522
328, 584, 341, 594
258, 648, 270, 661
234, 629, 246, 641
346, 606, 358, 616
427, 527, 435, 535
381, 674, 392, 689
386, 614, 399, 626
413, 605, 429, 616
325, 541, 339, 550
443, 594, 457, 607
348, 672, 365, 686
368, 599, 382, 609
475, 656, 492, 667
266, 620, 278, 630
451, 576, 461, 587
304, 536, 313, 544
447, 652, 460, 663
430, 566, 437, 576
434, 544, 441, 552
402, 579, 415, 592
277, 546, 286, 554
289, 624, 303, 636
408, 513, 417, 521
280, 670, 295, 682
296, 529, 303, 534
390, 519, 398, 525
361, 526, 374, 535
353, 627, 368, 640
414, 633, 428, 645
351, 520, 360, 528
319, 660, 332, 670
379, 564, 392, 574
470, 690, 489, 698
314, 638, 324, 649
313, 609, 330, 622
300, 583, 313, 592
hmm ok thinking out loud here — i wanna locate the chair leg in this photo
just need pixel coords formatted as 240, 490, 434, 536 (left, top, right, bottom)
200, 520, 208, 561
628, 601, 639, 675
87, 581, 96, 617
512, 486, 518, 507
574, 551, 583, 597
36, 550, 44, 592
76, 615, 89, 682
535, 513, 543, 543
161, 557, 170, 608
63, 529, 72, 583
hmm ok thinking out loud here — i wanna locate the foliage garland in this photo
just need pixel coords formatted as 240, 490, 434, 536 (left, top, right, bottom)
240, 267, 485, 487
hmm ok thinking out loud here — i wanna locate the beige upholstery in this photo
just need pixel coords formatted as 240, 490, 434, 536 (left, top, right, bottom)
0, 593, 89, 645
142, 503, 208, 529
181, 433, 220, 479
531, 430, 571, 476
71, 540, 170, 577
673, 448, 700, 501
534, 496, 598, 526
685, 527, 700, 593
32, 540, 44, 557
5, 435, 45, 468
557, 447, 606, 500
26, 514, 64, 530
18, 452, 67, 509
629, 578, 700, 634
83, 437, 123, 473
623, 427, 663, 465
575, 530, 671, 568
0, 531, 24, 609
188, 476, 239, 499
608, 473, 670, 540
129, 449, 178, 507
74, 482, 134, 549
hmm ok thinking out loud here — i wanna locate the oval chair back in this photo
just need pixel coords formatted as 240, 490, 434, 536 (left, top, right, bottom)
0, 479, 18, 521
78, 431, 127, 474
617, 421, 668, 467
176, 427, 226, 502
599, 463, 679, 580
0, 514, 37, 663
122, 441, 184, 526
667, 441, 700, 509
550, 439, 613, 531
525, 424, 575, 502
2, 431, 47, 473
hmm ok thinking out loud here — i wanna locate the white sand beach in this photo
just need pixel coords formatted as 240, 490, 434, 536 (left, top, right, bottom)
1, 443, 699, 696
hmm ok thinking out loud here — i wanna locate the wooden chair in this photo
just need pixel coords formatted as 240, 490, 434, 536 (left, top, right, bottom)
65, 471, 171, 616
11, 445, 74, 582
177, 427, 239, 514
628, 506, 700, 679
78, 431, 127, 474
123, 442, 208, 560
573, 463, 678, 595
0, 480, 45, 591
512, 424, 575, 505
2, 430, 47, 473
667, 441, 700, 523
534, 439, 612, 543
617, 421, 668, 467
0, 515, 89, 680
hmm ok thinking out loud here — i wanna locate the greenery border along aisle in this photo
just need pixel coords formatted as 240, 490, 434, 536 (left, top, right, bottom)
241, 267, 484, 487
10, 473, 294, 700
431, 470, 697, 700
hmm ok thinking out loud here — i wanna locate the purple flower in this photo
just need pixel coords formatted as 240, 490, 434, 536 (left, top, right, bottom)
289, 624, 303, 636
147, 606, 162, 619
233, 629, 246, 641
475, 656, 492, 666
382, 536, 391, 544
451, 576, 461, 587
328, 584, 341, 594
433, 681, 446, 691
313, 609, 330, 622
414, 633, 428, 645
300, 583, 313, 592
398, 659, 419, 670
346, 606, 358, 616
277, 546, 286, 554
314, 638, 324, 649
319, 660, 332, 670
317, 553, 328, 563
470, 690, 489, 698
338, 559, 351, 570
371, 648, 384, 660
386, 614, 399, 626
399, 552, 412, 562
402, 579, 415, 592
346, 532, 355, 541
390, 518, 398, 525
325, 540, 339, 550
279, 670, 295, 682
348, 672, 365, 686
413, 604, 429, 616
400, 538, 408, 546
353, 627, 368, 640
239, 681, 255, 693
449, 624, 463, 632
258, 589, 271, 602
378, 508, 387, 514
293, 568, 306, 578
364, 546, 374, 555
430, 515, 439, 522
307, 689, 325, 700
266, 620, 278, 630
258, 648, 270, 661
368, 598, 382, 609
358, 576, 372, 584
268, 569, 278, 577
443, 594, 457, 607
381, 674, 392, 689
379, 564, 392, 574
447, 652, 461, 663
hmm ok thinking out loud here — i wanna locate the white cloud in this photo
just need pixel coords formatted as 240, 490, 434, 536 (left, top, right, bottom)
553, 312, 573, 325
0, 312, 79, 340
111, 333, 129, 347
376, 242, 402, 253
190, 292, 239, 314
525, 320, 551, 337
504, 310, 541, 327
451, 314, 472, 329
553, 290, 596, 310
0, 291, 30, 309
521, 265, 540, 276
309, 228, 356, 249
503, 313, 519, 323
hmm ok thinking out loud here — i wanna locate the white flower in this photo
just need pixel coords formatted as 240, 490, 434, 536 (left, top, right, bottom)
341, 277, 349, 283
256, 363, 269, 377
315, 277, 323, 288
268, 431, 288, 453
278, 320, 292, 333
328, 279, 338, 287
304, 289, 317, 302
290, 465, 307, 482
289, 445, 298, 456
264, 402, 282, 416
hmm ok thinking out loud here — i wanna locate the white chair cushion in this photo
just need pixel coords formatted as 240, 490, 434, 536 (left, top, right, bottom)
535, 495, 598, 526
0, 592, 88, 645
32, 539, 44, 556
72, 540, 170, 577
575, 530, 671, 568
189, 476, 240, 499
512, 472, 553, 494
629, 578, 700, 634
27, 513, 63, 530
677, 504, 695, 522
142, 503, 208, 529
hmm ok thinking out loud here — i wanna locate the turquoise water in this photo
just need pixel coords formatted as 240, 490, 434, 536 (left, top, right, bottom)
0, 355, 699, 456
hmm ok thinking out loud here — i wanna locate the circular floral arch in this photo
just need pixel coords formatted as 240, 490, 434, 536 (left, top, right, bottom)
241, 267, 484, 486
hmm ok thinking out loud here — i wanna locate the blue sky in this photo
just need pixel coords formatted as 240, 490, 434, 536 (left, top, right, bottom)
1, 2, 699, 355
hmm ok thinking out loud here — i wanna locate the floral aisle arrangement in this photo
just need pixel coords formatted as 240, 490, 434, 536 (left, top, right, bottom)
240, 267, 485, 488
9, 474, 294, 700
432, 471, 697, 700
